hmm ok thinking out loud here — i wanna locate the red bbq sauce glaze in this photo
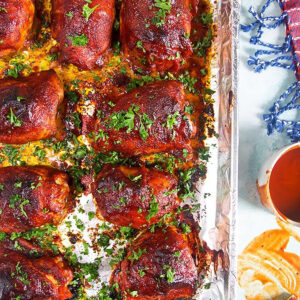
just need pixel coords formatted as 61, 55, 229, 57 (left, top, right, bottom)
269, 147, 300, 223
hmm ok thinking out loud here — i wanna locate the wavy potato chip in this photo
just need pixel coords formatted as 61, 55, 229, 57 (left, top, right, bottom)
238, 229, 300, 299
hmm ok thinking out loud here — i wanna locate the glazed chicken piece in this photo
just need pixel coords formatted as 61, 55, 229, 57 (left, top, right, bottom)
120, 0, 195, 72
0, 240, 73, 300
0, 70, 64, 144
92, 81, 195, 157
52, 0, 115, 70
112, 225, 199, 299
92, 165, 181, 228
0, 0, 35, 58
0, 166, 71, 233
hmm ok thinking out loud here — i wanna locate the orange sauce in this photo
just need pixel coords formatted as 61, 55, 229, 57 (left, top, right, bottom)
269, 147, 300, 222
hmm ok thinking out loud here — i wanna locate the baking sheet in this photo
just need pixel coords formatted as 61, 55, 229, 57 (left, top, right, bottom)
57, 0, 240, 298
0, 0, 240, 298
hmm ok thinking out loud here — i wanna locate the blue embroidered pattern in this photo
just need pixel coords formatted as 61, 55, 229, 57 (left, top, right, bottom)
241, 0, 300, 142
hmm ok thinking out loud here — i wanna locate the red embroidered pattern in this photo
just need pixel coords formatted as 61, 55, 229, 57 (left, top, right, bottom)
281, 0, 300, 80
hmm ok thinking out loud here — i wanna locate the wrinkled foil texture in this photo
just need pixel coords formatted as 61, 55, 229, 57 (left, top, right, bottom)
195, 0, 239, 298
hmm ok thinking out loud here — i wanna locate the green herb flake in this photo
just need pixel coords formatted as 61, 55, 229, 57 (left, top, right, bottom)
82, 4, 99, 21
166, 111, 180, 130
68, 34, 89, 46
88, 211, 95, 220
128, 248, 147, 262
146, 196, 159, 222
181, 223, 191, 234
7, 108, 22, 127
65, 11, 73, 19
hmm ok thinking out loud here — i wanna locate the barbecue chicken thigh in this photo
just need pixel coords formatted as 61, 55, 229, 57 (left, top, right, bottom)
120, 0, 196, 71
91, 81, 195, 157
0, 70, 64, 144
112, 225, 199, 299
92, 165, 181, 228
0, 166, 70, 233
52, 0, 115, 70
0, 0, 35, 58
0, 240, 73, 300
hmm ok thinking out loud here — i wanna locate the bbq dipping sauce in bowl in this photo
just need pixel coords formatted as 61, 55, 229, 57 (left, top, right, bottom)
257, 142, 300, 226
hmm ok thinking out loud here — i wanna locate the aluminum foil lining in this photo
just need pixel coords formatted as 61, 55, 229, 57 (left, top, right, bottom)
194, 0, 239, 298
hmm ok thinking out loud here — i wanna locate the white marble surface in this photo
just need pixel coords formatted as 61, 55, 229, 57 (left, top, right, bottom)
237, 0, 299, 298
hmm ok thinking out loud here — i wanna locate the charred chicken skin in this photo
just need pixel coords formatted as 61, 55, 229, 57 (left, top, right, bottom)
0, 166, 70, 233
0, 240, 73, 300
51, 0, 115, 70
120, 0, 195, 72
0, 70, 64, 144
112, 225, 199, 299
0, 0, 35, 58
92, 165, 181, 228
92, 81, 195, 157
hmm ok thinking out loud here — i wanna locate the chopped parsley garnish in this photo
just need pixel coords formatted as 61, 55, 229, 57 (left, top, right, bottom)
7, 108, 22, 127
162, 265, 176, 283
68, 34, 89, 46
163, 189, 178, 195
181, 223, 191, 234
200, 13, 213, 25
33, 147, 46, 161
88, 211, 95, 220
129, 291, 138, 297
82, 4, 99, 21
14, 182, 22, 188
129, 174, 142, 182
0, 145, 23, 166
0, 231, 6, 241
185, 105, 193, 115
106, 104, 153, 141
138, 267, 149, 277
9, 194, 30, 217
98, 234, 110, 247
5, 61, 26, 78
66, 91, 79, 102
178, 71, 198, 94
65, 11, 73, 19
119, 197, 127, 206
151, 0, 171, 27
199, 146, 210, 161
165, 111, 180, 130
95, 129, 108, 141
174, 251, 181, 258
139, 113, 153, 141
183, 148, 189, 158
11, 262, 31, 285
178, 167, 197, 200
128, 248, 147, 262
107, 105, 137, 132
204, 283, 211, 289
193, 28, 213, 57
146, 196, 159, 221
47, 52, 58, 61
136, 41, 146, 53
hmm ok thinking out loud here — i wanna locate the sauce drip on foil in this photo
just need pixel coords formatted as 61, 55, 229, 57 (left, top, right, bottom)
269, 147, 300, 222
